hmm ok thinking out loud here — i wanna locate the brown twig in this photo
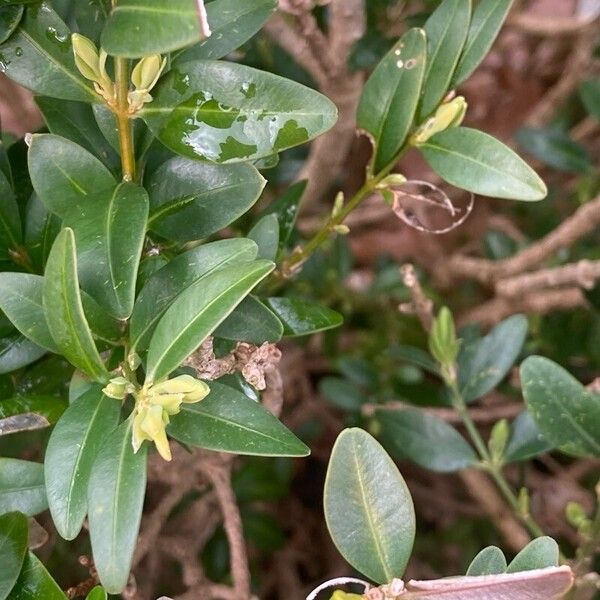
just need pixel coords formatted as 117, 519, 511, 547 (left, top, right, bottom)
399, 264, 434, 332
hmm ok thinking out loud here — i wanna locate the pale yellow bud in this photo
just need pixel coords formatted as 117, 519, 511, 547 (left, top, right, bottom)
72, 33, 101, 82
139, 404, 172, 461
131, 54, 165, 91
411, 96, 468, 145
102, 376, 134, 400
151, 375, 210, 403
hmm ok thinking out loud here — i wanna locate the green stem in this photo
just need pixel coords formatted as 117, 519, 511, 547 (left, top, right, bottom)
573, 496, 600, 576
114, 57, 136, 182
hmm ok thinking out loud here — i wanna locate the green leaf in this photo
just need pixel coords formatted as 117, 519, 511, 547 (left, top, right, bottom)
101, 0, 205, 57
0, 336, 45, 375
140, 60, 338, 164
418, 0, 471, 121
319, 377, 365, 412
0, 512, 28, 600
35, 97, 120, 172
214, 296, 283, 344
74, 0, 109, 41
6, 552, 66, 600
521, 356, 600, 457
357, 28, 427, 172
88, 421, 147, 594
130, 239, 258, 353
85, 587, 106, 600
0, 166, 21, 261
28, 134, 116, 219
420, 127, 547, 200
580, 80, 600, 121
65, 183, 149, 319
505, 411, 553, 462
506, 537, 559, 573
376, 409, 477, 472
260, 180, 306, 251
324, 428, 415, 584
0, 5, 23, 44
248, 214, 279, 261
23, 193, 61, 272
174, 0, 276, 62
147, 157, 265, 243
0, 273, 58, 352
43, 229, 108, 382
517, 127, 592, 174
0, 3, 97, 102
458, 314, 528, 402
168, 380, 309, 456
264, 297, 343, 337
45, 386, 120, 540
0, 396, 67, 436
0, 459, 47, 516
466, 546, 507, 576
146, 260, 274, 383
452, 0, 514, 86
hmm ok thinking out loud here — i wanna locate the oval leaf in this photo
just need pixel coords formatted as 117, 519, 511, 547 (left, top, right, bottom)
506, 537, 559, 573
140, 60, 338, 164
264, 297, 343, 337
214, 296, 283, 344
324, 428, 415, 584
466, 546, 507, 576
168, 380, 309, 456
6, 552, 66, 600
0, 512, 28, 600
0, 5, 23, 44
505, 411, 553, 463
0, 459, 47, 517
85, 587, 107, 600
0, 336, 45, 376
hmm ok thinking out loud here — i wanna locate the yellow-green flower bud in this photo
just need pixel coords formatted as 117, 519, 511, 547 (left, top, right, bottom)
72, 33, 101, 82
411, 96, 468, 145
429, 306, 459, 375
131, 54, 166, 91
133, 404, 172, 461
488, 418, 510, 463
329, 592, 364, 600
375, 173, 407, 190
102, 376, 135, 400
150, 374, 210, 403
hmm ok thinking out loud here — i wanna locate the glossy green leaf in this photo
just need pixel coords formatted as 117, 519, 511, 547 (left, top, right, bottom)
35, 97, 120, 172
147, 157, 265, 243
23, 193, 61, 272
357, 28, 427, 172
376, 409, 477, 472
6, 552, 66, 600
264, 297, 343, 337
418, 0, 471, 121
580, 79, 600, 121
521, 356, 600, 457
0, 459, 47, 516
458, 314, 528, 402
505, 411, 553, 462
130, 239, 258, 352
0, 166, 20, 261
0, 3, 97, 102
420, 128, 547, 200
45, 386, 120, 540
0, 335, 45, 375
101, 0, 206, 57
260, 180, 305, 251
452, 0, 514, 86
174, 0, 277, 62
214, 296, 283, 344
324, 428, 415, 584
248, 214, 279, 261
0, 5, 23, 44
466, 546, 507, 576
517, 127, 592, 174
0, 396, 67, 436
0, 512, 28, 600
88, 421, 147, 594
506, 537, 559, 573
74, 0, 109, 41
0, 273, 58, 352
65, 183, 149, 319
84, 587, 106, 600
43, 229, 108, 382
146, 260, 274, 383
168, 380, 309, 456
28, 134, 116, 219
141, 61, 338, 164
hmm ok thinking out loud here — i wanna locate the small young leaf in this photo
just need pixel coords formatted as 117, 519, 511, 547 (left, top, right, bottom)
88, 421, 147, 594
0, 512, 28, 600
85, 587, 107, 600
264, 297, 343, 337
324, 428, 415, 584
260, 180, 306, 251
506, 537, 559, 573
168, 381, 309, 457
357, 28, 427, 172
0, 459, 47, 517
466, 546, 507, 576
248, 214, 280, 261
6, 552, 67, 600
419, 127, 547, 201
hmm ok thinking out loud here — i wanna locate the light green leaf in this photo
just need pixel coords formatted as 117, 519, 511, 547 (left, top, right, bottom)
130, 239, 258, 353
0, 3, 97, 102
376, 409, 477, 472
6, 552, 66, 600
214, 296, 283, 344
43, 229, 108, 382
140, 60, 338, 164
324, 428, 415, 584
506, 537, 559, 573
452, 0, 514, 86
88, 421, 147, 594
521, 356, 600, 457
420, 127, 547, 200
357, 28, 427, 173
466, 546, 507, 576
147, 157, 265, 243
418, 0, 471, 121
45, 386, 120, 540
84, 587, 106, 600
0, 336, 45, 375
248, 214, 279, 261
0, 459, 47, 517
168, 381, 309, 456
146, 260, 274, 383
264, 297, 343, 337
0, 512, 28, 600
